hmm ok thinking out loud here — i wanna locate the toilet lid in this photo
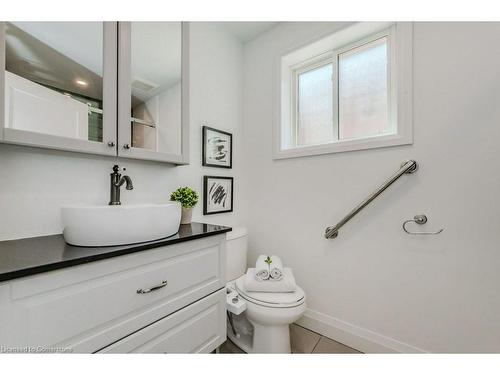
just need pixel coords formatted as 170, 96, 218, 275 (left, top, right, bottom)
235, 276, 305, 308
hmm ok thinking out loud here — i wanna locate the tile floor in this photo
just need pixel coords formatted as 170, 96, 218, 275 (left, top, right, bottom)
218, 323, 362, 354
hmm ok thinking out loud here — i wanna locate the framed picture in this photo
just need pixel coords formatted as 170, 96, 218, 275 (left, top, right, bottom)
203, 176, 233, 215
202, 126, 232, 168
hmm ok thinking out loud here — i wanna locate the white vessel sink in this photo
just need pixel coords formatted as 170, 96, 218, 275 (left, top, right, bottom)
62, 203, 181, 247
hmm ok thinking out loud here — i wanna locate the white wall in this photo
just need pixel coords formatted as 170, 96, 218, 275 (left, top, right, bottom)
242, 22, 500, 352
0, 22, 243, 241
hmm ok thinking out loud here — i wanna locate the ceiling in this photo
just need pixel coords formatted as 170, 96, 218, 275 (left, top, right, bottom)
6, 22, 278, 103
223, 22, 278, 43
8, 22, 182, 102
130, 22, 182, 101
6, 22, 104, 100
12, 22, 104, 75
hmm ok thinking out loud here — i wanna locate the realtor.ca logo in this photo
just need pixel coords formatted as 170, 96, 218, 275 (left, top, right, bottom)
0, 345, 73, 353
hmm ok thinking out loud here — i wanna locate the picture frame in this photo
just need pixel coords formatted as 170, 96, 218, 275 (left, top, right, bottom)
203, 176, 234, 215
202, 126, 232, 168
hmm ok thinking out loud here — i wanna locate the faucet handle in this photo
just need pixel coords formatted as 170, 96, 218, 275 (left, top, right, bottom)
112, 165, 129, 176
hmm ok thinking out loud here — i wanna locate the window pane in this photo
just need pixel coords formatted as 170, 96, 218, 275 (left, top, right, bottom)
297, 63, 333, 146
339, 37, 389, 140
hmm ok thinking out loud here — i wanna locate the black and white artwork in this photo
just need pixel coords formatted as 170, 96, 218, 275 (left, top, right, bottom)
203, 176, 233, 215
202, 126, 232, 168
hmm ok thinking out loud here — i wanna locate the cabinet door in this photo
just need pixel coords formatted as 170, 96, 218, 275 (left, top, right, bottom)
0, 22, 118, 155
117, 22, 189, 164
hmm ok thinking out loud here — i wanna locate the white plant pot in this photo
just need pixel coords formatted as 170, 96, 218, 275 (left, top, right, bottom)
181, 207, 193, 224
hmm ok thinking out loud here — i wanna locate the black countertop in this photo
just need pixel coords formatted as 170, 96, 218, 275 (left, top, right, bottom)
0, 222, 231, 283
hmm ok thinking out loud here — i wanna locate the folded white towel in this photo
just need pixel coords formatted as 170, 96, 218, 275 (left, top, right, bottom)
269, 255, 284, 280
244, 268, 297, 293
255, 255, 270, 281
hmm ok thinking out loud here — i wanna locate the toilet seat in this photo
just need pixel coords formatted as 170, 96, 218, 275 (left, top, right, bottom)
235, 276, 305, 308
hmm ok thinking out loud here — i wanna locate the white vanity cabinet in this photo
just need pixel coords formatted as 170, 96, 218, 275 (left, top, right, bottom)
0, 235, 227, 353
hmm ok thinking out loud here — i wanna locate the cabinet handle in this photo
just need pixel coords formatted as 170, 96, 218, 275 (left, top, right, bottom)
123, 144, 131, 149
136, 280, 168, 294
107, 141, 115, 147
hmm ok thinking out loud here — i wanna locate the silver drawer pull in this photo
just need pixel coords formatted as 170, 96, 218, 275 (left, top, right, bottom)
136, 280, 168, 294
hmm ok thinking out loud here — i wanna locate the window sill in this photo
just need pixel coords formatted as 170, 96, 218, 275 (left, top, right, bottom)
273, 132, 413, 160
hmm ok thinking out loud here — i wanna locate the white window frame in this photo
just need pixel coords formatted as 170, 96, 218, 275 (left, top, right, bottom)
275, 22, 413, 160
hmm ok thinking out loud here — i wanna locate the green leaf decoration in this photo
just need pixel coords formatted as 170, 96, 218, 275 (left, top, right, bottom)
170, 187, 199, 208
264, 256, 272, 265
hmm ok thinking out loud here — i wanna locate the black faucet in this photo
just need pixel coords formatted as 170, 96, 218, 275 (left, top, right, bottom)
109, 165, 134, 205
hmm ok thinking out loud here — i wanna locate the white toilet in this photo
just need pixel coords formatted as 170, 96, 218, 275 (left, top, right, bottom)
225, 227, 306, 353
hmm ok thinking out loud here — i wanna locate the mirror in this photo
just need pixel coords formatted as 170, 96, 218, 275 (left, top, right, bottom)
4, 22, 105, 143
129, 22, 182, 155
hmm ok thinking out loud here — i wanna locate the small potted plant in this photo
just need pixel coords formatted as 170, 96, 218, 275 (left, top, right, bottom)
170, 187, 199, 224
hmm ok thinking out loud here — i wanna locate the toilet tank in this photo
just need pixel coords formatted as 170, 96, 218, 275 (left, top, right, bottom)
225, 227, 248, 282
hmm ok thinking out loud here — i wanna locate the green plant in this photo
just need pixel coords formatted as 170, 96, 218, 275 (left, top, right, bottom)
170, 187, 199, 209
264, 256, 272, 265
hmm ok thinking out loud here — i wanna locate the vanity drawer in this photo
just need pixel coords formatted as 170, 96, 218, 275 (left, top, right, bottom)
0, 235, 226, 352
99, 289, 226, 353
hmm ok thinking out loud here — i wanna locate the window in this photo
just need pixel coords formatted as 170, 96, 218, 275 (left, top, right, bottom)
338, 36, 389, 140
296, 61, 334, 146
277, 23, 413, 159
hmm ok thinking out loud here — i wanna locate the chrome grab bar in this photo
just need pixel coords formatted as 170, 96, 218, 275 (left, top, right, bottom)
324, 160, 419, 239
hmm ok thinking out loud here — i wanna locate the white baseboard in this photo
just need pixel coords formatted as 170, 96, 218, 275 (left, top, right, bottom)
296, 308, 427, 353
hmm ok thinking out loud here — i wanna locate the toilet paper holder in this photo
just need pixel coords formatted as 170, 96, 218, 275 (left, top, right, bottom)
402, 214, 444, 235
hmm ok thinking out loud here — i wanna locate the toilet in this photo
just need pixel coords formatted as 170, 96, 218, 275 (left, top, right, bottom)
225, 227, 306, 353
